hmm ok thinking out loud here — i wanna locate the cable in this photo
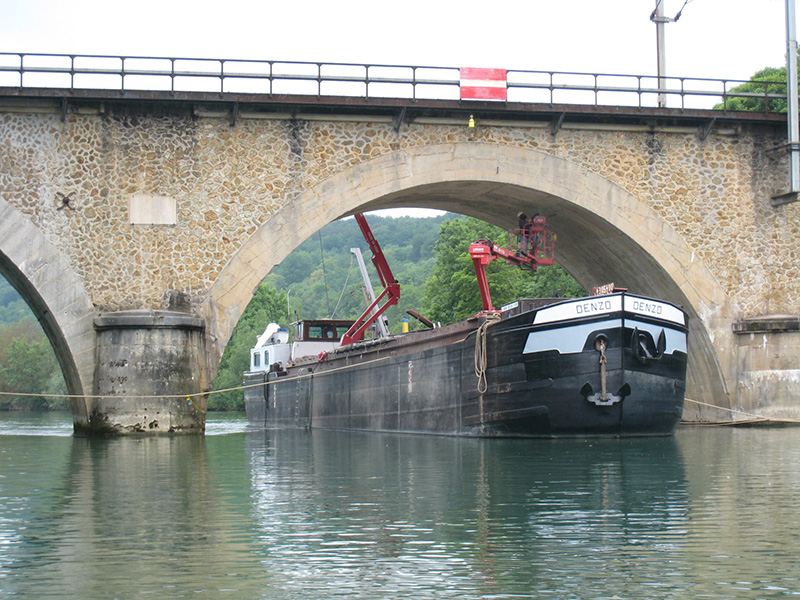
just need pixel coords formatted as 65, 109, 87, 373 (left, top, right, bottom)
318, 230, 331, 316
330, 252, 355, 319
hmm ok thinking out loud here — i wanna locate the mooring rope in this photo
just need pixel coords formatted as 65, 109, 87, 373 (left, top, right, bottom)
474, 313, 502, 394
682, 397, 800, 425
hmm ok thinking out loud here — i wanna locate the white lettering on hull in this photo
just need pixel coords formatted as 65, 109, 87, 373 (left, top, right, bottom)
575, 299, 612, 315
532, 294, 685, 327
534, 295, 623, 325
626, 297, 685, 325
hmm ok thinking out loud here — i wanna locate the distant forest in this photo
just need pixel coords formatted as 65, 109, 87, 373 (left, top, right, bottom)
0, 279, 68, 410
1, 213, 584, 411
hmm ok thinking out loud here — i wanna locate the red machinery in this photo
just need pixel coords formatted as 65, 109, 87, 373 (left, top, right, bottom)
469, 215, 556, 313
339, 213, 401, 346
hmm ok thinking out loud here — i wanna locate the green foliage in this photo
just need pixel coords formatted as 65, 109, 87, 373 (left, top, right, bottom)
210, 282, 288, 411
0, 279, 36, 327
266, 213, 450, 328
0, 320, 68, 411
421, 216, 584, 324
0, 279, 68, 410
714, 65, 790, 112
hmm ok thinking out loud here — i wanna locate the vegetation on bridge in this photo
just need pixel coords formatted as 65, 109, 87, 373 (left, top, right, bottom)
714, 62, 797, 113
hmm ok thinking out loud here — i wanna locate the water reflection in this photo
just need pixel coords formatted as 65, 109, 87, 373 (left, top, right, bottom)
0, 432, 265, 599
1, 417, 799, 599
246, 430, 690, 598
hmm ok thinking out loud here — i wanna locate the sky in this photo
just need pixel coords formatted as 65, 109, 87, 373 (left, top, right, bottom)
0, 0, 793, 83
0, 0, 794, 217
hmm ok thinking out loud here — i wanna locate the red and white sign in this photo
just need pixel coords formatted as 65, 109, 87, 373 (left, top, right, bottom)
459, 67, 507, 101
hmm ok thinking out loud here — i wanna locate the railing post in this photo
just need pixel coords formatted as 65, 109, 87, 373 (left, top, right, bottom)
723, 81, 729, 111
637, 75, 642, 108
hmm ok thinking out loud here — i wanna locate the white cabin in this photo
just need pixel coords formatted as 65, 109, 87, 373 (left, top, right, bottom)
249, 323, 291, 372
248, 319, 355, 373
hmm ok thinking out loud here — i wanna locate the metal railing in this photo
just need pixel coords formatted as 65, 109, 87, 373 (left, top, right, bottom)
0, 52, 789, 113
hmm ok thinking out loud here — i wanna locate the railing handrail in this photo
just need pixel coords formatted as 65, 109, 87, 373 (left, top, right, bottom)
0, 51, 789, 112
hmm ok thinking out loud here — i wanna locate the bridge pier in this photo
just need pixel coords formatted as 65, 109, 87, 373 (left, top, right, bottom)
733, 316, 800, 420
82, 311, 209, 435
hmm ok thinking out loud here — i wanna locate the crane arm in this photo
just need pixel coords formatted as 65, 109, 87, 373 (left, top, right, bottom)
468, 216, 556, 314
339, 213, 401, 346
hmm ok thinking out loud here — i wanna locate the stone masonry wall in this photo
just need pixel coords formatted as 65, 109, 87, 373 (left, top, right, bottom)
1, 107, 798, 320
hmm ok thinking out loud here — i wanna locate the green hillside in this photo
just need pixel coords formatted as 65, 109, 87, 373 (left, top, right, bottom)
0, 279, 68, 410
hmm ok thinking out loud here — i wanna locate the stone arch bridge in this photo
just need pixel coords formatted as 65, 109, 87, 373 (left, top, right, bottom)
1, 88, 799, 433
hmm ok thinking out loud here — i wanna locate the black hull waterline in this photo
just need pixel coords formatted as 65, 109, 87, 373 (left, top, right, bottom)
244, 293, 688, 438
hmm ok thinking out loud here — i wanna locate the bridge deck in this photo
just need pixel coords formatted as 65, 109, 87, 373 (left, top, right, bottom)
0, 86, 787, 132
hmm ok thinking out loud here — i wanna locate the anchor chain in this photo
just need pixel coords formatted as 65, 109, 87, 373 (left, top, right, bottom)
598, 338, 609, 403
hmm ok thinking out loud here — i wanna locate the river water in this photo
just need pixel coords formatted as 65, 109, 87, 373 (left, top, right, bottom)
1, 413, 799, 599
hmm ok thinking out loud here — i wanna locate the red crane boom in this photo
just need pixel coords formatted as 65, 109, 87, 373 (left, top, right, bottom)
339, 213, 401, 346
468, 215, 556, 314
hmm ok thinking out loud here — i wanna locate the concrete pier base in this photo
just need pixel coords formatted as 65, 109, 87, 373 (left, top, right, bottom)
82, 310, 209, 435
734, 315, 800, 421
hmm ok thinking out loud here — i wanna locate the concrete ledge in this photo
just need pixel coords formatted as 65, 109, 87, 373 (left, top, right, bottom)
733, 315, 800, 334
94, 310, 205, 331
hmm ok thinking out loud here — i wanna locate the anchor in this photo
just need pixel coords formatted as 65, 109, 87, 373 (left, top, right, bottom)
580, 382, 631, 406
580, 336, 631, 406
631, 327, 666, 364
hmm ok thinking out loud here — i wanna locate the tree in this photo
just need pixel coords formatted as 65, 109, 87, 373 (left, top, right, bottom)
715, 65, 791, 113
421, 217, 584, 324
210, 282, 288, 410
0, 283, 69, 411
0, 322, 68, 411
265, 213, 448, 327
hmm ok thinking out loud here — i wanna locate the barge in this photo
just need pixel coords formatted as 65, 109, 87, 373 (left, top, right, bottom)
244, 214, 687, 437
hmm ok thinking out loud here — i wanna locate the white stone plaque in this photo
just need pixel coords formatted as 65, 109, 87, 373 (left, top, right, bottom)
129, 194, 177, 225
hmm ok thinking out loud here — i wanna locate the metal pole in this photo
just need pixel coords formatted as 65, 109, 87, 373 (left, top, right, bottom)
654, 0, 667, 107
350, 247, 389, 338
786, 0, 799, 192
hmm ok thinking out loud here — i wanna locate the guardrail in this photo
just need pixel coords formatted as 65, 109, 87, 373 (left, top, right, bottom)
0, 52, 789, 112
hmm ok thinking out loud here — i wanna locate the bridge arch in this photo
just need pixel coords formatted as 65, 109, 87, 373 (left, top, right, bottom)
0, 197, 96, 423
207, 142, 734, 409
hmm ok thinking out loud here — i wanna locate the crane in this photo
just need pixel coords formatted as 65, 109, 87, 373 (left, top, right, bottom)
339, 213, 401, 346
468, 215, 556, 314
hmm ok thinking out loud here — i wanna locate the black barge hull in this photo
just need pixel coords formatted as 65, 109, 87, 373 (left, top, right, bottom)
245, 293, 688, 437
